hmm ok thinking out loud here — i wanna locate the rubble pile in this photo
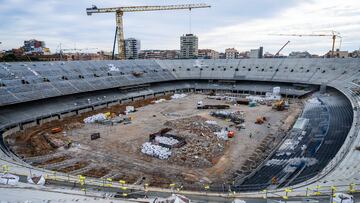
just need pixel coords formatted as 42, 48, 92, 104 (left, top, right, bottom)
214, 129, 228, 140
141, 142, 172, 160
164, 116, 227, 167
210, 110, 245, 124
165, 116, 222, 137
83, 113, 107, 124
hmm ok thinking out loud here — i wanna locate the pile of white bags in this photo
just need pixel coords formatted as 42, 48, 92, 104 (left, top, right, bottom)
171, 93, 187, 99
155, 136, 179, 146
141, 142, 171, 160
83, 113, 107, 124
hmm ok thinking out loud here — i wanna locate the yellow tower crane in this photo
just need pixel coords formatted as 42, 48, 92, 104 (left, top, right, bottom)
270, 31, 342, 57
86, 4, 211, 60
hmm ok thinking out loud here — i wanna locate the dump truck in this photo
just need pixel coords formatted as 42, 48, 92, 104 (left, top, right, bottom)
197, 101, 230, 109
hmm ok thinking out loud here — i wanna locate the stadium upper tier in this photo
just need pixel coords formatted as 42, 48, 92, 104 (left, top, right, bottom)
0, 58, 359, 107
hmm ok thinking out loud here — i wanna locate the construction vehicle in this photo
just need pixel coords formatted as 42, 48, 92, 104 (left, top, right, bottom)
197, 101, 230, 109
86, 4, 210, 60
270, 31, 342, 58
272, 99, 285, 111
255, 116, 266, 124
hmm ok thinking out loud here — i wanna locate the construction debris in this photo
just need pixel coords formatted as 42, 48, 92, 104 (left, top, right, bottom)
171, 93, 187, 100
164, 116, 227, 167
153, 99, 167, 104
141, 142, 171, 160
83, 113, 107, 124
210, 111, 245, 124
90, 133, 100, 140
197, 101, 230, 109
214, 129, 229, 140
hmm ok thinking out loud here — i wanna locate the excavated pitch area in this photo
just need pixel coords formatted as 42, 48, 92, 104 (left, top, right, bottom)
6, 93, 301, 188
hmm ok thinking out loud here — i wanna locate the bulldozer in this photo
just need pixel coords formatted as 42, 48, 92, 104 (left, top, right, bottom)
272, 99, 285, 111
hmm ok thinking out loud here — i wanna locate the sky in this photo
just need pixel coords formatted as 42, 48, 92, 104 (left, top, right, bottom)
0, 0, 360, 55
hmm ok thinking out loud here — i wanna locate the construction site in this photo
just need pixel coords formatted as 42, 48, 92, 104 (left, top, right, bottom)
6, 89, 302, 189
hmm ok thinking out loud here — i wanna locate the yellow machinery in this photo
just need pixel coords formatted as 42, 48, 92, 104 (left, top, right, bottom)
272, 100, 285, 111
86, 4, 210, 60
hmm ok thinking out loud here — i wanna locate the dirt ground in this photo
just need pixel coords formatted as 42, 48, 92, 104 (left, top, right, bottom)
7, 93, 301, 188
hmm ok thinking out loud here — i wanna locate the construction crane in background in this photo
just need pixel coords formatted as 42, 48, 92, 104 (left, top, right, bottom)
270, 31, 342, 57
275, 40, 290, 57
86, 4, 211, 60
56, 44, 98, 60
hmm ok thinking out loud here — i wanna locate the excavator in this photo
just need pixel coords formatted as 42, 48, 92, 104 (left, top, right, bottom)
272, 99, 285, 111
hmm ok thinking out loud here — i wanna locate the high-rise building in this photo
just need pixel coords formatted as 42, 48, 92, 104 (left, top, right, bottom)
198, 49, 219, 59
124, 38, 141, 59
249, 47, 263, 58
180, 34, 198, 59
225, 48, 238, 59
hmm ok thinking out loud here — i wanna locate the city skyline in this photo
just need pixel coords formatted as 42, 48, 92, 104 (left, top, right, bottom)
1, 0, 360, 54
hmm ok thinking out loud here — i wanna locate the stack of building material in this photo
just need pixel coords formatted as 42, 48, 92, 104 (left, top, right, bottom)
141, 142, 171, 160
155, 136, 179, 146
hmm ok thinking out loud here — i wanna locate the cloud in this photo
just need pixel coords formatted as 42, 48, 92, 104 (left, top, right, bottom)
200, 0, 360, 54
0, 0, 359, 55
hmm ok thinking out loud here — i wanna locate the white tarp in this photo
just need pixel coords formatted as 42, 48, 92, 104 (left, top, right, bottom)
141, 142, 171, 160
0, 173, 19, 185
27, 175, 46, 186
83, 113, 107, 124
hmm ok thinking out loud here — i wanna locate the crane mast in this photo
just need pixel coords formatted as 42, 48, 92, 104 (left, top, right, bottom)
86, 4, 211, 60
